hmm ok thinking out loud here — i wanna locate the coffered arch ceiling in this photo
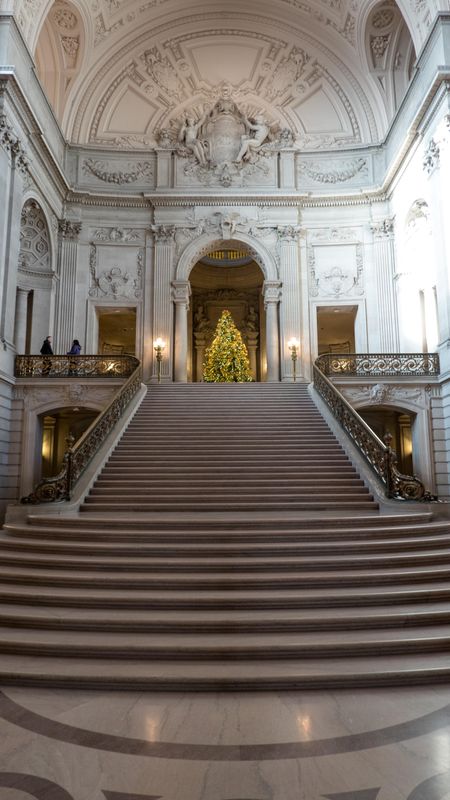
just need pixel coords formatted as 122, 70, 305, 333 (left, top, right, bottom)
21, 0, 450, 148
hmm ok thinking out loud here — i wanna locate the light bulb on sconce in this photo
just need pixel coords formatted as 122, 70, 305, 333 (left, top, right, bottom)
288, 337, 300, 382
153, 338, 166, 383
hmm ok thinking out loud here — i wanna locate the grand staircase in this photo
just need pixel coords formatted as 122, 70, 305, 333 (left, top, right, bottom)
1, 382, 450, 690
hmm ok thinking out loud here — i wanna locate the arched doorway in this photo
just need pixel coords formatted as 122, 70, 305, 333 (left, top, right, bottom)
189, 249, 265, 381
171, 233, 281, 383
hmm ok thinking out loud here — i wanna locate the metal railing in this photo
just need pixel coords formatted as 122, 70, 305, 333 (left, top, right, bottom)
15, 354, 139, 379
313, 359, 436, 501
21, 362, 142, 504
316, 352, 440, 377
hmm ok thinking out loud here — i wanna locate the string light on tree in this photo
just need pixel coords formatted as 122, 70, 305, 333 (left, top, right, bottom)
203, 310, 253, 383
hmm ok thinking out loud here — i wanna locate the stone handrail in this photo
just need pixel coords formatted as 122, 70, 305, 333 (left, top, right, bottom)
313, 359, 436, 501
21, 362, 142, 504
15, 354, 139, 378
316, 352, 440, 377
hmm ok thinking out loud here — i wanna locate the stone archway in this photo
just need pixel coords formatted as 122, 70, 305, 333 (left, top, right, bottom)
172, 232, 281, 382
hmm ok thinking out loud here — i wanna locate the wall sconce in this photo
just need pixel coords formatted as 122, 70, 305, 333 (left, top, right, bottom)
288, 337, 300, 382
153, 338, 166, 383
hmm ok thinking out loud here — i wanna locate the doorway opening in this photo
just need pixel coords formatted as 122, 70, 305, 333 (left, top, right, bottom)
358, 407, 415, 475
189, 249, 265, 381
40, 407, 99, 479
317, 306, 357, 354
97, 307, 136, 355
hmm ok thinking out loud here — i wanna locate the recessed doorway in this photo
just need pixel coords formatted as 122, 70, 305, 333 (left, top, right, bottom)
97, 307, 136, 356
317, 306, 357, 354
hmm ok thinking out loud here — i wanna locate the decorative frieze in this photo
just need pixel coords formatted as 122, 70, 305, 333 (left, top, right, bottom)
92, 227, 143, 243
81, 158, 153, 185
299, 157, 368, 184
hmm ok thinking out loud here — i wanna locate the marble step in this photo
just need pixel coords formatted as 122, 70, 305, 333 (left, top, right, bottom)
90, 484, 372, 502
81, 500, 379, 513
25, 512, 428, 531
0, 626, 449, 661
7, 521, 437, 544
0, 563, 449, 588
4, 531, 448, 555
2, 543, 450, 571
1, 602, 450, 632
0, 653, 449, 690
1, 582, 450, 608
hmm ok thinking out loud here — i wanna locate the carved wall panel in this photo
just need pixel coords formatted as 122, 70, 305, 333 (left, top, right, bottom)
88, 242, 144, 301
308, 233, 364, 299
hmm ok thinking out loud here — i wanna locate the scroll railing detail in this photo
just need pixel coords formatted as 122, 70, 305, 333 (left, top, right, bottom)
316, 353, 439, 377
313, 361, 436, 501
15, 354, 139, 379
21, 364, 142, 505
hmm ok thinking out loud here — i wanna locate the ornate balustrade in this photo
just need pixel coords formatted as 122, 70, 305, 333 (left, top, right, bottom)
21, 362, 142, 504
316, 353, 440, 377
15, 354, 139, 379
313, 359, 436, 501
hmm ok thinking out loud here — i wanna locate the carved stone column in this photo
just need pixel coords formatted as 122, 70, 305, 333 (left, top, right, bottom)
14, 287, 28, 354
172, 280, 191, 382
245, 332, 259, 380
152, 226, 176, 382
278, 226, 302, 381
370, 218, 400, 352
194, 332, 207, 382
263, 281, 281, 382
0, 116, 29, 353
55, 220, 82, 354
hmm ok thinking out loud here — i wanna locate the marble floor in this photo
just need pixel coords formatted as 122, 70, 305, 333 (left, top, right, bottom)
0, 685, 449, 799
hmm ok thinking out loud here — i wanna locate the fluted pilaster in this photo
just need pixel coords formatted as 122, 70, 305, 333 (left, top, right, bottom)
14, 287, 28, 354
152, 226, 176, 381
55, 220, 82, 353
370, 218, 399, 352
278, 226, 302, 381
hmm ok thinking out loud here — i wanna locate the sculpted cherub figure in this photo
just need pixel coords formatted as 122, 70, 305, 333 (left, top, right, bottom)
178, 107, 210, 165
235, 114, 270, 163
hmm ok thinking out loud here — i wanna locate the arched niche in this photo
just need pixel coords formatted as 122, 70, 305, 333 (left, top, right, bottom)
363, 1, 416, 119
176, 233, 279, 284
16, 199, 55, 355
34, 0, 85, 127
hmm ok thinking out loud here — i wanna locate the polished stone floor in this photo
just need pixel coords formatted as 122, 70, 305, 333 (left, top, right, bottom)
0, 685, 449, 799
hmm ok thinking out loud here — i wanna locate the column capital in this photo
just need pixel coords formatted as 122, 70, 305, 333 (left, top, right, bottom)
263, 280, 282, 306
152, 225, 176, 243
171, 280, 191, 305
58, 219, 82, 240
370, 217, 395, 239
277, 225, 301, 243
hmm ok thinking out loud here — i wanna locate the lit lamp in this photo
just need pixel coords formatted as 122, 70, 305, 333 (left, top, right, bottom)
288, 337, 300, 382
153, 338, 166, 383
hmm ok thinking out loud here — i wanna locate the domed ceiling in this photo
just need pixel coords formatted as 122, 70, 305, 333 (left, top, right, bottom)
14, 0, 448, 149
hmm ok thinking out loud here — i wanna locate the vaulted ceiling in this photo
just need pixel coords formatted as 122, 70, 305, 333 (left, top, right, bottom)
13, 0, 450, 149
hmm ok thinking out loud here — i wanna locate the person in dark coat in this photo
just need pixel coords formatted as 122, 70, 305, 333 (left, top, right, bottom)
40, 336, 53, 355
40, 336, 53, 375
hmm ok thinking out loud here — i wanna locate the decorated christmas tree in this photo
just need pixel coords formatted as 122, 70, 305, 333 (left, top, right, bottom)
203, 310, 253, 382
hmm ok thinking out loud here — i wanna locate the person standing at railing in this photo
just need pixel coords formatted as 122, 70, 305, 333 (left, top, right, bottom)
40, 336, 53, 375
67, 339, 81, 375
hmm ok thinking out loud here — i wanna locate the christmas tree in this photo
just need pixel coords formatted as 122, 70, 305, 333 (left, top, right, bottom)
203, 310, 253, 382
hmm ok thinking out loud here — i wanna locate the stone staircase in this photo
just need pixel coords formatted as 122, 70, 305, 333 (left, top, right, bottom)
1, 382, 450, 690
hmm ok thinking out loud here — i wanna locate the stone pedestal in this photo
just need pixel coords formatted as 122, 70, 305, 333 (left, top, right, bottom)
246, 331, 259, 380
